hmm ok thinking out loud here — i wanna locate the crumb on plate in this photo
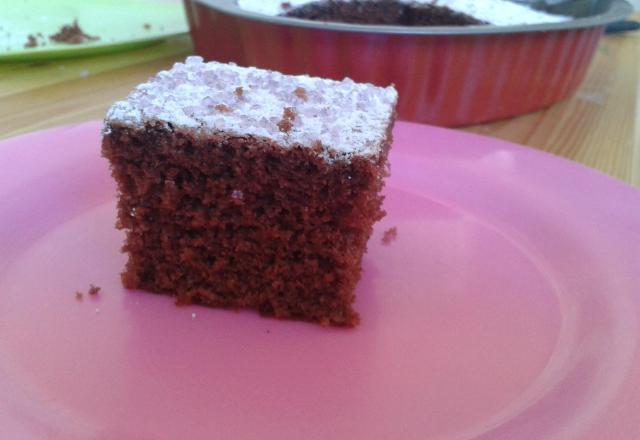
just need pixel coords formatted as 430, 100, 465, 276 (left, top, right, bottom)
49, 19, 99, 45
24, 34, 38, 48
382, 226, 398, 245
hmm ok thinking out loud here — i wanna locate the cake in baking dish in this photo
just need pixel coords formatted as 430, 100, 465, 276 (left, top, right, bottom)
238, 0, 571, 26
102, 56, 397, 327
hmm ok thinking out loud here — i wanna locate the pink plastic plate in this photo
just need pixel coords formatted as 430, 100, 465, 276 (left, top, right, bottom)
1, 122, 639, 439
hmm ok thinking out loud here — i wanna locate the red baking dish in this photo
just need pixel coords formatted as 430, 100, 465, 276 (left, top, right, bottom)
183, 0, 632, 127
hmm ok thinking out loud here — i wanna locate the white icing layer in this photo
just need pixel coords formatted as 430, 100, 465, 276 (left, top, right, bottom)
105, 57, 397, 160
237, 0, 571, 26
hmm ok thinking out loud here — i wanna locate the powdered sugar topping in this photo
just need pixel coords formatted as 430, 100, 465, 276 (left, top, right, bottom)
105, 57, 397, 160
238, 0, 570, 26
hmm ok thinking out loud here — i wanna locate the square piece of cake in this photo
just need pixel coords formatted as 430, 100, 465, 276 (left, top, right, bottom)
102, 56, 397, 326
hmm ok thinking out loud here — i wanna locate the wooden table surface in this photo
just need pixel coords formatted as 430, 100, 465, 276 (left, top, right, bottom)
1, 27, 638, 187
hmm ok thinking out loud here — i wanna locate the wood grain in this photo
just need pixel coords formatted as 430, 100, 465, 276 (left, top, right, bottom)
0, 35, 192, 138
464, 28, 640, 187
1, 27, 638, 187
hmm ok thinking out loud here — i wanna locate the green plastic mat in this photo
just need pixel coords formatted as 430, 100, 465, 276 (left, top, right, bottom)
0, 0, 188, 62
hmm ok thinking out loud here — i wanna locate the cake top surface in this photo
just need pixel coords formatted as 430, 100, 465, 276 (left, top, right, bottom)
237, 0, 571, 26
105, 57, 397, 160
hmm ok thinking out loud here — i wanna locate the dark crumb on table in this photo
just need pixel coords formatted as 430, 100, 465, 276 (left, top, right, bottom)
49, 19, 100, 45
143, 23, 152, 30
24, 34, 38, 48
294, 86, 308, 101
214, 104, 232, 113
382, 226, 398, 245
277, 107, 296, 133
75, 291, 84, 301
234, 86, 244, 98
88, 284, 101, 295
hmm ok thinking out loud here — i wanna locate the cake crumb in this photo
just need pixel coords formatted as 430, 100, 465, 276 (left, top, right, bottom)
283, 107, 296, 121
75, 291, 84, 301
310, 140, 324, 154
143, 23, 152, 30
234, 86, 244, 98
277, 107, 296, 133
294, 86, 308, 101
191, 312, 197, 319
214, 104, 232, 113
382, 227, 398, 245
24, 34, 38, 48
277, 119, 293, 133
49, 19, 99, 44
88, 284, 101, 295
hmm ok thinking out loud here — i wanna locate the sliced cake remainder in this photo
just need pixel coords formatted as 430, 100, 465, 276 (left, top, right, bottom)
238, 0, 571, 26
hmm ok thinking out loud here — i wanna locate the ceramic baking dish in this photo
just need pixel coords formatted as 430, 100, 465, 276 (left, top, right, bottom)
183, 0, 632, 126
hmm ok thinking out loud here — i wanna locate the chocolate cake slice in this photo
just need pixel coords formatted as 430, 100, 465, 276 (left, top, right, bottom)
102, 57, 397, 327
